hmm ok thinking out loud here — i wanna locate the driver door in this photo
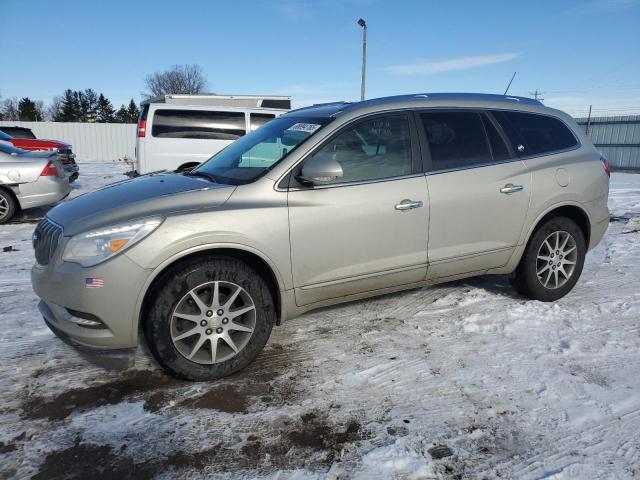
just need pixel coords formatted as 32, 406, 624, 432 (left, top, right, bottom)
287, 114, 430, 306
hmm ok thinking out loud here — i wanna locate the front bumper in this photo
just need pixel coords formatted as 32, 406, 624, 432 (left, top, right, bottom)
31, 250, 151, 350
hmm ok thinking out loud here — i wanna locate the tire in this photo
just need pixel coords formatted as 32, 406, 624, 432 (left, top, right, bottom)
143, 256, 275, 381
510, 216, 586, 302
0, 189, 17, 224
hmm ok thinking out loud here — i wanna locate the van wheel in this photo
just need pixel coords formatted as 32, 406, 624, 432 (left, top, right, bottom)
143, 256, 275, 381
0, 189, 17, 224
509, 216, 586, 302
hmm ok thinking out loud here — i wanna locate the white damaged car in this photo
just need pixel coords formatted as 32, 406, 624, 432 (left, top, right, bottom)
0, 141, 70, 224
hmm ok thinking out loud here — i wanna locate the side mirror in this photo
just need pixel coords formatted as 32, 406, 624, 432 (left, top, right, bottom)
298, 154, 343, 184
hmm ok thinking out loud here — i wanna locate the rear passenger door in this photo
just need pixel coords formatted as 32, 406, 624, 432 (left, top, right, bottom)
419, 110, 532, 279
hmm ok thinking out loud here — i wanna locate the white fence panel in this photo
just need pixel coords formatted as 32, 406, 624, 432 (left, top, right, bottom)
0, 121, 136, 163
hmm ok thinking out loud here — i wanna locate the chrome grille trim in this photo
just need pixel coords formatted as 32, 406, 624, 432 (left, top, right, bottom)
33, 218, 63, 266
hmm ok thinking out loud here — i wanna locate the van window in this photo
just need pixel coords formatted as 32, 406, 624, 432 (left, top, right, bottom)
309, 115, 412, 184
481, 114, 511, 161
250, 113, 276, 131
420, 112, 491, 171
492, 111, 577, 156
152, 109, 246, 140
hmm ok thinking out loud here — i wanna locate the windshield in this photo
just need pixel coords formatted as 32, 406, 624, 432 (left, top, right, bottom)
193, 115, 332, 185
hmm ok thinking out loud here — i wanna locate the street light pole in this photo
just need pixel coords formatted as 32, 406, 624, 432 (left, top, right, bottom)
358, 18, 367, 101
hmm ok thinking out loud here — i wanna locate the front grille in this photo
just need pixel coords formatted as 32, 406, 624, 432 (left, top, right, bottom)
33, 218, 63, 265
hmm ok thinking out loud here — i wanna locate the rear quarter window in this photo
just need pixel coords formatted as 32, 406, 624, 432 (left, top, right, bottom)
493, 111, 578, 156
151, 109, 246, 140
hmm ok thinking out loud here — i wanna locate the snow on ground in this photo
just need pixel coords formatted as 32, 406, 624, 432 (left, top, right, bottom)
1, 165, 639, 479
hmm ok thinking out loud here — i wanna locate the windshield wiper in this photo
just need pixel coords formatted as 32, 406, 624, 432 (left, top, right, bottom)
184, 170, 218, 183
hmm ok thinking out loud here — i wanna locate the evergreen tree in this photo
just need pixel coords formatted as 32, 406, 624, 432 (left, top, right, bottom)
126, 99, 140, 123
79, 88, 99, 122
18, 97, 43, 121
96, 94, 115, 122
114, 104, 129, 123
55, 89, 81, 122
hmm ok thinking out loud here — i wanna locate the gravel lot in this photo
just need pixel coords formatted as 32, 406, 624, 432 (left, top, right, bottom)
1, 164, 639, 479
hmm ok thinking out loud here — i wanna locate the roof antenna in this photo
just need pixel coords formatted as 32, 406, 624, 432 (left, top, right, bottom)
503, 71, 517, 95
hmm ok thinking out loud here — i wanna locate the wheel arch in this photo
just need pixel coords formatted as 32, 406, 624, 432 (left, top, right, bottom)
525, 202, 591, 249
136, 245, 284, 339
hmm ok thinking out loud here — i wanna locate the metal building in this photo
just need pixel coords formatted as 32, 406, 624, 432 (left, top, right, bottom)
575, 115, 640, 171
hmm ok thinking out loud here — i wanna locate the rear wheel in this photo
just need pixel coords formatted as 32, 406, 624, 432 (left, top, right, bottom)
143, 256, 275, 381
510, 216, 586, 302
0, 189, 17, 224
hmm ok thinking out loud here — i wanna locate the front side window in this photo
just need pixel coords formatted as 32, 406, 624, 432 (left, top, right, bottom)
420, 112, 491, 171
151, 109, 246, 140
193, 115, 332, 185
493, 111, 578, 156
309, 115, 412, 184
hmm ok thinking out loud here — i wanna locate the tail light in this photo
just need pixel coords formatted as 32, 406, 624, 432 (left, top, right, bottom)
137, 119, 146, 138
40, 161, 59, 177
601, 155, 611, 178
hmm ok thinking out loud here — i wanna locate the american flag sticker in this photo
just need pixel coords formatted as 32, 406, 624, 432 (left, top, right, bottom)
85, 277, 104, 289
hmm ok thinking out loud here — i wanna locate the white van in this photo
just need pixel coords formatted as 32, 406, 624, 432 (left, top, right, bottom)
135, 95, 290, 174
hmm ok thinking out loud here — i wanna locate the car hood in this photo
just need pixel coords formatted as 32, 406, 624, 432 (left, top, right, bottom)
11, 139, 69, 148
47, 172, 236, 236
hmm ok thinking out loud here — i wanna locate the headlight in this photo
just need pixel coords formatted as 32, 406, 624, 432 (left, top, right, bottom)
62, 216, 163, 267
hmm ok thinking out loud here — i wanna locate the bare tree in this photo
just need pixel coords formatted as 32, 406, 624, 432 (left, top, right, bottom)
143, 64, 208, 97
1, 97, 20, 120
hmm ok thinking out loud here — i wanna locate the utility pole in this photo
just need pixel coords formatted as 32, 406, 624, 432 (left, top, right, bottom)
586, 104, 593, 135
530, 90, 544, 102
358, 18, 367, 101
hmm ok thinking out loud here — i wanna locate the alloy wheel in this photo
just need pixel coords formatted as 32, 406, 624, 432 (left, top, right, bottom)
536, 230, 577, 289
170, 281, 256, 364
0, 195, 9, 220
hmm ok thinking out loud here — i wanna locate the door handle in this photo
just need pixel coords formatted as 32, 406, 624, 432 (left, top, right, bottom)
500, 184, 524, 194
395, 199, 424, 211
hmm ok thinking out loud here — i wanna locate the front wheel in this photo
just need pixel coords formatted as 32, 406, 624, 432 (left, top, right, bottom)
510, 216, 586, 302
143, 256, 275, 381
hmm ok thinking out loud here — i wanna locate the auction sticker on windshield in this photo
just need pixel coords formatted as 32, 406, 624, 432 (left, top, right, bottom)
287, 123, 322, 133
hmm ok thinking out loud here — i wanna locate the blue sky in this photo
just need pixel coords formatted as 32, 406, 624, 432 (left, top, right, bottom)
1, 0, 639, 116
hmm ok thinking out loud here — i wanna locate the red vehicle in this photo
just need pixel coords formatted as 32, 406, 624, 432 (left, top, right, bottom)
0, 127, 79, 182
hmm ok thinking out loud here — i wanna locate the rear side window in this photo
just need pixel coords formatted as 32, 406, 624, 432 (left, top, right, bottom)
420, 112, 491, 170
481, 115, 511, 161
493, 111, 577, 156
250, 113, 276, 131
152, 109, 246, 140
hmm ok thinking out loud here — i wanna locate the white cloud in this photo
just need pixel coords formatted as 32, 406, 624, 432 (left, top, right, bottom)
387, 53, 520, 77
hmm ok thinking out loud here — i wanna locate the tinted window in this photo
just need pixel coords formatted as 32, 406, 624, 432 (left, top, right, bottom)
310, 115, 412, 184
250, 113, 276, 131
152, 109, 246, 140
0, 127, 36, 139
420, 112, 491, 170
261, 99, 291, 109
482, 115, 510, 161
494, 111, 577, 156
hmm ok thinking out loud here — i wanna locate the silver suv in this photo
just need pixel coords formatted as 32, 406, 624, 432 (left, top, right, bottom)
31, 93, 610, 380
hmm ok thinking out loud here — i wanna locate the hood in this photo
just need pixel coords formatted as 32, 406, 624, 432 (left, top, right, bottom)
48, 172, 236, 236
11, 138, 69, 148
